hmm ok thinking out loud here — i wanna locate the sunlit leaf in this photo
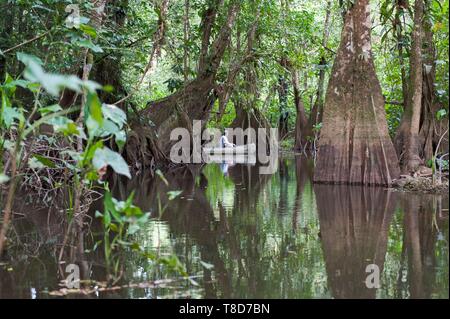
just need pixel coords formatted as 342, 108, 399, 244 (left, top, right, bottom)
87, 92, 103, 125
156, 169, 168, 186
167, 190, 183, 200
73, 38, 103, 53
79, 24, 98, 38
102, 104, 126, 128
92, 147, 131, 179
2, 106, 24, 128
436, 109, 447, 120
39, 104, 62, 115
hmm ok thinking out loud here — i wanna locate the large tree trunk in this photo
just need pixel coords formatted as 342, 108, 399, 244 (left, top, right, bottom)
216, 5, 261, 122
310, 0, 332, 128
292, 69, 311, 150
419, 13, 438, 162
395, 0, 448, 168
277, 73, 289, 140
393, 0, 411, 159
418, 0, 448, 160
403, 0, 424, 172
92, 0, 129, 105
314, 0, 400, 186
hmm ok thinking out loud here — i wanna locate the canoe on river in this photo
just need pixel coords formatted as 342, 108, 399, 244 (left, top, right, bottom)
202, 143, 256, 155
203, 153, 256, 165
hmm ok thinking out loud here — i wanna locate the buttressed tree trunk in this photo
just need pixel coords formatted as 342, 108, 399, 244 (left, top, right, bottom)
141, 1, 239, 156
314, 0, 400, 186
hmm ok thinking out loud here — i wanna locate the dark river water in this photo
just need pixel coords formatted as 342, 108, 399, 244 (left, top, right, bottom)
1, 156, 448, 298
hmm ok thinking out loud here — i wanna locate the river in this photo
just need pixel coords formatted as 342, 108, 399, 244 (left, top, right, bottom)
1, 155, 448, 298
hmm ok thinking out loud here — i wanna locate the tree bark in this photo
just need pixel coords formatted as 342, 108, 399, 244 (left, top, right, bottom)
314, 0, 400, 186
393, 0, 411, 158
310, 0, 332, 128
403, 0, 424, 172
92, 0, 129, 105
198, 0, 223, 75
292, 68, 311, 150
183, 0, 190, 83
216, 5, 261, 121
277, 72, 289, 140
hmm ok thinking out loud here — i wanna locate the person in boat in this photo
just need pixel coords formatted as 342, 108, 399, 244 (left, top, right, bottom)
219, 129, 236, 148
218, 129, 235, 176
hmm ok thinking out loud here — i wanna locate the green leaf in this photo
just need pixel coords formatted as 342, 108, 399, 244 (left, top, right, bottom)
79, 24, 98, 38
102, 104, 126, 128
83, 80, 102, 93
73, 38, 103, 53
82, 140, 103, 163
156, 169, 168, 186
16, 52, 43, 66
114, 130, 126, 150
104, 191, 123, 224
19, 53, 83, 96
39, 104, 62, 115
109, 223, 119, 232
103, 85, 114, 93
32, 154, 56, 168
0, 174, 10, 184
103, 120, 120, 135
167, 190, 183, 200
87, 92, 103, 125
92, 147, 131, 179
436, 109, 447, 120
85, 93, 103, 137
4, 79, 32, 90
2, 107, 24, 128
1, 89, 11, 109
46, 116, 85, 138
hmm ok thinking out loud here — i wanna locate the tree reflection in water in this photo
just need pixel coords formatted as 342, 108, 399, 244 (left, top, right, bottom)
1, 156, 448, 298
314, 185, 396, 298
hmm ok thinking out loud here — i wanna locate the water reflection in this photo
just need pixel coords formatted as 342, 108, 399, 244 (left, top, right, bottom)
399, 193, 448, 298
1, 156, 448, 298
314, 185, 396, 298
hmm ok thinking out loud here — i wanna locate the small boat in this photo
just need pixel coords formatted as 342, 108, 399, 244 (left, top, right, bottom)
204, 153, 256, 165
202, 143, 256, 155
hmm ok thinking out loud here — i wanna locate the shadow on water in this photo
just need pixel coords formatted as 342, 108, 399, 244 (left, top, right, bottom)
1, 156, 448, 298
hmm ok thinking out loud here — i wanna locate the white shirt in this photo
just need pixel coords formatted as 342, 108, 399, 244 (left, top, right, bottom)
220, 135, 235, 148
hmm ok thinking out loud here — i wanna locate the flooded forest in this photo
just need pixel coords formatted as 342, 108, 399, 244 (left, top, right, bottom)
0, 0, 449, 299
